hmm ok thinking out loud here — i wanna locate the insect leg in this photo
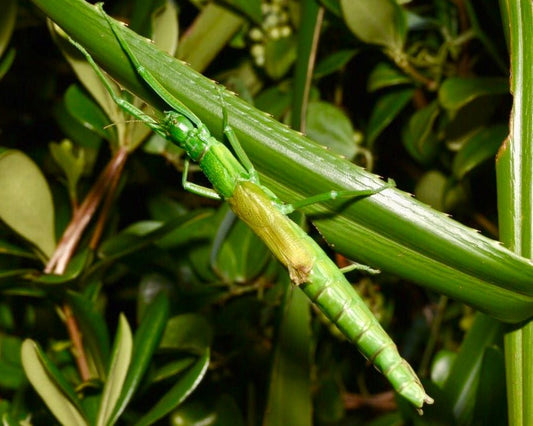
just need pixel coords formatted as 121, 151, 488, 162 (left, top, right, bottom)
66, 34, 167, 139
216, 86, 260, 182
339, 263, 380, 275
96, 3, 203, 128
280, 179, 395, 214
182, 158, 221, 200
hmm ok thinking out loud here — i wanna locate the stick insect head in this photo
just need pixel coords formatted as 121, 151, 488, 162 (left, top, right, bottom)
164, 111, 205, 161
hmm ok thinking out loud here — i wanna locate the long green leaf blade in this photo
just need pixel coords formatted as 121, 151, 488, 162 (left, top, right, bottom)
108, 294, 169, 424
96, 314, 132, 426
21, 340, 87, 426
496, 1, 533, 424
135, 349, 210, 426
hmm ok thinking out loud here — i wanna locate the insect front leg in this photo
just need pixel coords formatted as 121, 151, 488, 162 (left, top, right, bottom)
182, 159, 221, 200
66, 34, 168, 139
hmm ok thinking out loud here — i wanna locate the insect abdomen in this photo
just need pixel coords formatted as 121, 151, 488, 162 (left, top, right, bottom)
302, 255, 433, 410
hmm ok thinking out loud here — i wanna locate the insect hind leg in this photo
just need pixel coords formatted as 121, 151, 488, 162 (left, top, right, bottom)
216, 86, 260, 183
280, 179, 395, 215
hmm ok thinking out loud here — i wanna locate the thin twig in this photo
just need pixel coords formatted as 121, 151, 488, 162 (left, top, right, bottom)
62, 303, 91, 381
43, 147, 128, 382
45, 148, 128, 274
90, 149, 128, 249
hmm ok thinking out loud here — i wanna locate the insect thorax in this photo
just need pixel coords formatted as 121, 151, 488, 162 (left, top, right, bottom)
165, 112, 206, 161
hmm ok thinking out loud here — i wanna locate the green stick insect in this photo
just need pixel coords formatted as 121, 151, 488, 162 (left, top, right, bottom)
67, 4, 433, 411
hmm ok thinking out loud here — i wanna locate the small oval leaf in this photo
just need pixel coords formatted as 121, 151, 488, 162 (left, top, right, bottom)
368, 62, 412, 92
439, 77, 509, 111
264, 36, 297, 80
160, 314, 213, 354
452, 125, 507, 179
402, 100, 440, 165
304, 101, 358, 159
341, 0, 406, 52
367, 88, 414, 146
64, 85, 116, 141
314, 49, 357, 78
0, 150, 56, 258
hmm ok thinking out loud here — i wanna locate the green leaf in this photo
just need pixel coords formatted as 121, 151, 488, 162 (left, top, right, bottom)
96, 314, 132, 426
0, 0, 16, 58
263, 280, 312, 426
53, 101, 103, 150
0, 150, 56, 258
177, 3, 244, 72
340, 0, 406, 52
255, 84, 292, 120
64, 84, 116, 141
151, 358, 196, 382
452, 125, 507, 179
430, 349, 456, 387
98, 212, 211, 260
367, 88, 414, 146
0, 240, 37, 259
147, 194, 188, 222
0, 335, 24, 389
128, 0, 178, 57
402, 100, 440, 165
159, 314, 213, 354
264, 36, 298, 80
31, 249, 89, 285
168, 401, 217, 426
319, 0, 342, 17
213, 394, 245, 426
151, 0, 179, 57
49, 139, 86, 196
302, 101, 359, 159
67, 292, 110, 378
443, 314, 504, 424
128, 0, 165, 37
438, 77, 509, 111
367, 62, 412, 92
472, 346, 507, 425
414, 170, 448, 211
109, 294, 169, 425
49, 23, 127, 146
313, 49, 357, 78
0, 48, 15, 81
214, 206, 271, 283
21, 340, 87, 426
135, 349, 210, 426
220, 0, 262, 23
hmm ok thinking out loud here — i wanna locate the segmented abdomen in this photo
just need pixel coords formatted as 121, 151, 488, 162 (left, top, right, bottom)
302, 253, 433, 409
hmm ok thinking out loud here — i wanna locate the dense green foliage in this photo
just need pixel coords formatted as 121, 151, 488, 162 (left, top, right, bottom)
0, 0, 531, 424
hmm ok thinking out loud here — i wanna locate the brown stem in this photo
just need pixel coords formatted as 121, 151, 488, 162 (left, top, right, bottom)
90, 149, 128, 249
45, 148, 128, 274
62, 303, 92, 381
343, 390, 397, 412
44, 147, 128, 382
